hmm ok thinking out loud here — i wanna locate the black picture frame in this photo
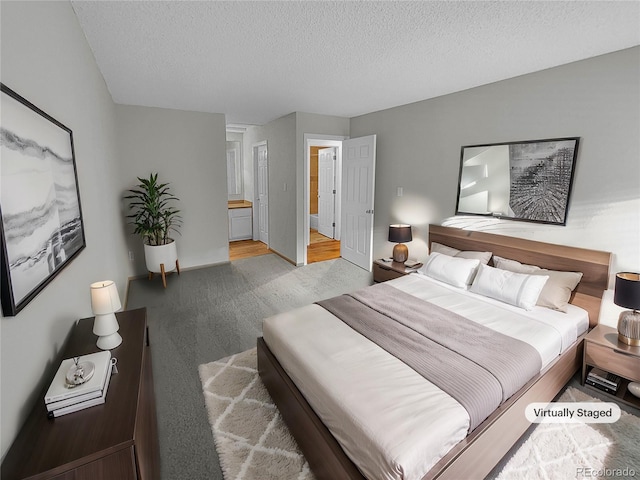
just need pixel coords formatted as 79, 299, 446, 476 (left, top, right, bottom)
455, 137, 580, 226
0, 84, 86, 316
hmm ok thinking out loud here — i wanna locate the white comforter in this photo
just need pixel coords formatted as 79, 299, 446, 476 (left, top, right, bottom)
262, 274, 588, 480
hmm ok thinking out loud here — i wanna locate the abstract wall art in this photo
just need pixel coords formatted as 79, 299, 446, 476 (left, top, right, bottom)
455, 137, 579, 225
0, 84, 86, 316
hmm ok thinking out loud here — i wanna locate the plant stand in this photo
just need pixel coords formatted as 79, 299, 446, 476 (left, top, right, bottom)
144, 240, 180, 288
148, 260, 181, 288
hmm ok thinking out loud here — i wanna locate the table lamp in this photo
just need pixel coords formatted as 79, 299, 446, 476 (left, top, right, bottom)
90, 280, 123, 350
614, 272, 640, 346
388, 224, 412, 263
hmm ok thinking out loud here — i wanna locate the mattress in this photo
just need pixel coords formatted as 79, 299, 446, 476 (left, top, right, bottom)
262, 274, 589, 480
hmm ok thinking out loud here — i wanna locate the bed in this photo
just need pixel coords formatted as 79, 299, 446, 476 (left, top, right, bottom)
257, 224, 611, 480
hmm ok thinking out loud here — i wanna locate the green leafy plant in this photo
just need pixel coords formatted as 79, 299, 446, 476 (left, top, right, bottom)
124, 173, 182, 246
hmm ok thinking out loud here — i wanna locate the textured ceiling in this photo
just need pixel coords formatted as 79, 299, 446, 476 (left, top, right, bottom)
71, 1, 640, 126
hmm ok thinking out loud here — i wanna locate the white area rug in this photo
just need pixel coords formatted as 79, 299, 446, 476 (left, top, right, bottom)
198, 348, 314, 480
496, 387, 640, 480
200, 349, 640, 480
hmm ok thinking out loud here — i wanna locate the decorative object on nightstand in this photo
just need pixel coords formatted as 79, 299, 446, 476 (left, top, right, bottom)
388, 224, 412, 263
90, 280, 123, 350
628, 382, 640, 399
614, 272, 640, 346
585, 367, 621, 394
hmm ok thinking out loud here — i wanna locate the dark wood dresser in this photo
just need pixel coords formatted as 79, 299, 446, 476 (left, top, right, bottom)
1, 308, 160, 480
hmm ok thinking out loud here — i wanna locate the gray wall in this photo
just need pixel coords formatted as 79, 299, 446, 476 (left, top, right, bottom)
249, 113, 297, 261
1, 3, 231, 459
116, 105, 229, 273
350, 47, 640, 280
0, 1, 129, 458
243, 112, 349, 264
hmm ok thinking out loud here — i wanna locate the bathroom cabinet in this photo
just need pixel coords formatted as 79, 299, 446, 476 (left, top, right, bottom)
229, 206, 252, 241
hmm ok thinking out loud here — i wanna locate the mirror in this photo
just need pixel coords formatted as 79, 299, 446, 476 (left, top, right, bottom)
455, 138, 579, 225
227, 141, 242, 197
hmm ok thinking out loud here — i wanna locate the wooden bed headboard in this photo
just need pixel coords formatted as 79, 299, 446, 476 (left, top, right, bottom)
428, 224, 612, 327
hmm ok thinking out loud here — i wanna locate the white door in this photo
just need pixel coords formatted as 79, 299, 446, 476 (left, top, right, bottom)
317, 147, 336, 238
257, 144, 269, 244
341, 135, 376, 271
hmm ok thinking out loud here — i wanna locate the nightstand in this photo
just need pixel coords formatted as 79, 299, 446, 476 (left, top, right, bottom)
373, 259, 422, 283
582, 324, 640, 409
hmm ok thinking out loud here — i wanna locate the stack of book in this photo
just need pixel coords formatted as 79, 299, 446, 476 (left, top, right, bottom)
586, 367, 622, 394
44, 351, 113, 418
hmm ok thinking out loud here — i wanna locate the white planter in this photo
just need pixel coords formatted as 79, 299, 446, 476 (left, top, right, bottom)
144, 240, 178, 273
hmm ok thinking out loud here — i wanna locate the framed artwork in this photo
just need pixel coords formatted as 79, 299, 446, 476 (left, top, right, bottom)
0, 84, 86, 316
455, 137, 580, 225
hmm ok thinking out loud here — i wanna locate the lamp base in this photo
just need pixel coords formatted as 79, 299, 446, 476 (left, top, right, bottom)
96, 332, 123, 350
392, 243, 409, 263
617, 310, 640, 346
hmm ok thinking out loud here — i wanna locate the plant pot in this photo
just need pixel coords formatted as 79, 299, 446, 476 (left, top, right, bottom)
144, 240, 178, 274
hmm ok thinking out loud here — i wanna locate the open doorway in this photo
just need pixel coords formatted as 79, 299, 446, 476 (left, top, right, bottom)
304, 134, 377, 270
227, 135, 271, 262
305, 135, 345, 265
308, 145, 340, 264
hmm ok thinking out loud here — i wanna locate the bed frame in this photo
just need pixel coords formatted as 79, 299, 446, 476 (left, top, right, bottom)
258, 224, 612, 480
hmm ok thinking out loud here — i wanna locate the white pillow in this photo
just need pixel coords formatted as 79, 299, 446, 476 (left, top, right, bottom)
470, 263, 549, 310
419, 252, 480, 289
492, 256, 583, 312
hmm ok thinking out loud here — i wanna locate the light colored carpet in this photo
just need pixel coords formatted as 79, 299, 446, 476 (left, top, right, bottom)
127, 254, 372, 480
200, 349, 640, 480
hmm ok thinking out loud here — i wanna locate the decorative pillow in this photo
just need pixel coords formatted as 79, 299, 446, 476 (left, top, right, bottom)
470, 263, 548, 310
419, 252, 480, 289
492, 256, 583, 312
430, 242, 492, 265
492, 256, 539, 274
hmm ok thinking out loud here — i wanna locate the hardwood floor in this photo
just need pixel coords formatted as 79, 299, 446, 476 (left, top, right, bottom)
307, 229, 340, 264
228, 230, 340, 264
228, 239, 271, 261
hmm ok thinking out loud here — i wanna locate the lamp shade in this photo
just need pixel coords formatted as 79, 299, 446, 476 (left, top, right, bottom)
388, 224, 412, 243
614, 272, 640, 310
90, 280, 122, 315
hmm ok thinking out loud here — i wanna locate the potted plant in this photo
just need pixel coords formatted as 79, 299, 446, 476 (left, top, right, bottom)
125, 173, 182, 285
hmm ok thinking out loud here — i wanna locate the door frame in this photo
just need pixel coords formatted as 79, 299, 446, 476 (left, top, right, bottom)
303, 134, 347, 265
252, 140, 268, 245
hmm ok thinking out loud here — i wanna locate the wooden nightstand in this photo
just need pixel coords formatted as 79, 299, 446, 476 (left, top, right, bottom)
373, 259, 422, 283
582, 324, 640, 409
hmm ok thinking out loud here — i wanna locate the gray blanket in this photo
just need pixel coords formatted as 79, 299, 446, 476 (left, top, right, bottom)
317, 283, 542, 431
